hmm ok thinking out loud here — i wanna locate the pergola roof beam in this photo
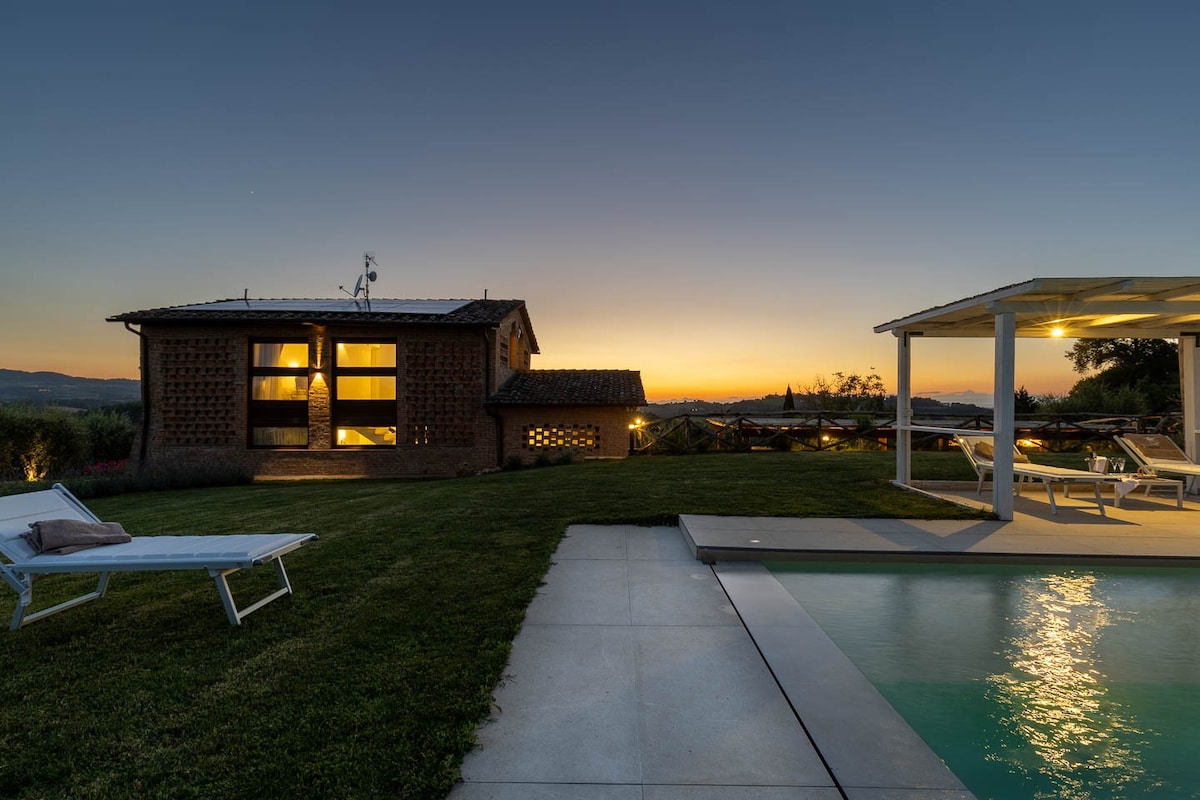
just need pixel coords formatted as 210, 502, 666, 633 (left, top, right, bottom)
1146, 283, 1200, 300
986, 300, 1200, 316
1067, 280, 1133, 301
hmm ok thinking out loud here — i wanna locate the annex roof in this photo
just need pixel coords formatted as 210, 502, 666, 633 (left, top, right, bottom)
110, 297, 539, 352
489, 370, 647, 407
874, 277, 1200, 339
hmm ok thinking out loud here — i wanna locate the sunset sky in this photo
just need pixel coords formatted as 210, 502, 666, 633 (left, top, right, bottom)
4, 2, 1199, 403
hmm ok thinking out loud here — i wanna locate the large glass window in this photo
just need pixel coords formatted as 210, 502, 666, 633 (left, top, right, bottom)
249, 340, 309, 447
333, 341, 397, 447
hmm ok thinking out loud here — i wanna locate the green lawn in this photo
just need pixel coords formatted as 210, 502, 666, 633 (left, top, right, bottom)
0, 452, 984, 799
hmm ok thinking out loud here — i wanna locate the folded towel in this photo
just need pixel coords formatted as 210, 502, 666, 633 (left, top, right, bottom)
24, 519, 132, 555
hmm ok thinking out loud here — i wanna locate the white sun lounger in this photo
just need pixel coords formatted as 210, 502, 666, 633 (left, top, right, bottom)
0, 484, 317, 630
1116, 434, 1200, 491
955, 434, 1115, 516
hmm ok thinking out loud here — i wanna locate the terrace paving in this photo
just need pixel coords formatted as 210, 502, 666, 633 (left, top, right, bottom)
450, 486, 1198, 800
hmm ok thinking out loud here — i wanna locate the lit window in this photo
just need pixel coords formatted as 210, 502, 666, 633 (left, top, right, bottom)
252, 376, 309, 400
253, 342, 309, 368
336, 426, 397, 446
336, 342, 396, 368
333, 340, 397, 447
335, 376, 396, 400
249, 340, 309, 448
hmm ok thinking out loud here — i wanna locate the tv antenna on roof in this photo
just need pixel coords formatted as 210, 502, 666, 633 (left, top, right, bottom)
340, 252, 380, 308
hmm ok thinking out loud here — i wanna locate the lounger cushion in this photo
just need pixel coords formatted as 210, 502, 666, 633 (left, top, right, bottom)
973, 441, 1030, 462
24, 519, 132, 555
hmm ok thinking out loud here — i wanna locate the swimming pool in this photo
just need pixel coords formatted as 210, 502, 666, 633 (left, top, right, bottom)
767, 562, 1200, 800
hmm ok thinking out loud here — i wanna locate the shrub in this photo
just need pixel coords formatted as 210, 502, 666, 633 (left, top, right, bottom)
0, 405, 89, 481
0, 461, 253, 500
82, 409, 137, 463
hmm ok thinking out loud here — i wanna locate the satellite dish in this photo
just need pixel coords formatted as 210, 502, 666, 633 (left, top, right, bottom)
353, 275, 364, 297
367, 270, 377, 282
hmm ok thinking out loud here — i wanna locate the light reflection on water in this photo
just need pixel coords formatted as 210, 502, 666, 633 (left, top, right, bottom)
767, 563, 1200, 800
985, 573, 1153, 799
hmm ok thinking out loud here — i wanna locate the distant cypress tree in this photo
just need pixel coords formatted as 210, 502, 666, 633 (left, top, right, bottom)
1014, 386, 1038, 414
782, 385, 795, 412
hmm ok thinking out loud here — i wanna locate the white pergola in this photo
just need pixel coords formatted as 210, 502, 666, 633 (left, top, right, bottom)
875, 277, 1200, 519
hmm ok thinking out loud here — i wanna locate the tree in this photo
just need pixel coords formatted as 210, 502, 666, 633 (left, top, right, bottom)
1062, 338, 1178, 412
797, 370, 886, 412
1014, 386, 1038, 414
782, 385, 795, 412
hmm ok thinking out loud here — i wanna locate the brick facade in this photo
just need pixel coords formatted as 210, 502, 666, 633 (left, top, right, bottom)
116, 299, 644, 480
134, 322, 504, 478
496, 406, 638, 464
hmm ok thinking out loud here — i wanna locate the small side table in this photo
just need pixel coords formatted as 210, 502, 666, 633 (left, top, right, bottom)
1111, 475, 1184, 509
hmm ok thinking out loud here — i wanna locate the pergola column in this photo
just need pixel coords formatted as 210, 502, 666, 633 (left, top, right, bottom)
992, 312, 1016, 520
896, 331, 912, 485
1181, 335, 1200, 464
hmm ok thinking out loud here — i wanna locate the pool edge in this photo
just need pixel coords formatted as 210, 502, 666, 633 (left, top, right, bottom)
714, 560, 980, 800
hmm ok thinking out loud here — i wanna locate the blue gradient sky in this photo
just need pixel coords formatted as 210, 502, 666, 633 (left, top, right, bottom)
4, 1, 1198, 402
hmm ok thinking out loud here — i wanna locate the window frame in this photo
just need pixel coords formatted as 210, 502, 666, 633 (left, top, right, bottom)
332, 338, 398, 448
248, 339, 310, 448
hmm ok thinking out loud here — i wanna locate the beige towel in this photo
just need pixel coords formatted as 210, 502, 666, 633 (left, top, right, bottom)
24, 519, 132, 555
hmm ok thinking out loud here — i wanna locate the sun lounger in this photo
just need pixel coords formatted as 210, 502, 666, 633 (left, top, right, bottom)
1115, 434, 1200, 490
955, 434, 1114, 515
0, 484, 316, 630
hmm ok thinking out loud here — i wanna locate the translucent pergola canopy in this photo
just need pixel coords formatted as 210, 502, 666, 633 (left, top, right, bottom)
876, 277, 1200, 339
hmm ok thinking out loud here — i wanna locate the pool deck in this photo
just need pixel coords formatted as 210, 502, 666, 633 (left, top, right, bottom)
449, 488, 1198, 800
682, 484, 1200, 565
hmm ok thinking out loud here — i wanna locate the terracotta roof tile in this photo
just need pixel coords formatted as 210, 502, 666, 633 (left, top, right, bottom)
109, 298, 525, 327
490, 370, 646, 407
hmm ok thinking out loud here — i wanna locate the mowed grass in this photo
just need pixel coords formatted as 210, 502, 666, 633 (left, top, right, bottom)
0, 452, 984, 799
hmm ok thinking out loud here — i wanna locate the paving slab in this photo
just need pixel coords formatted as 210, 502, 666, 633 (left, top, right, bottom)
635, 625, 830, 786
458, 624, 641, 785
523, 558, 632, 626
644, 788, 843, 799
450, 784, 643, 800
628, 560, 739, 626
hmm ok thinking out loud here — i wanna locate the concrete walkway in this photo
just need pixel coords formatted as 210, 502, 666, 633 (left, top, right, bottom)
449, 524, 972, 800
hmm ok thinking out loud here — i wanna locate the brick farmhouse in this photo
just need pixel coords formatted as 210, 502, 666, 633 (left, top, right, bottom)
109, 298, 646, 478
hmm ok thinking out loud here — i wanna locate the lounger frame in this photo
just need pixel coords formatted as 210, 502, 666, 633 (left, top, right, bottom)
955, 435, 1115, 516
1115, 434, 1200, 493
0, 484, 316, 630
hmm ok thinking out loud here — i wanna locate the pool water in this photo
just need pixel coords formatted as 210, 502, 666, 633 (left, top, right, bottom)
767, 562, 1200, 800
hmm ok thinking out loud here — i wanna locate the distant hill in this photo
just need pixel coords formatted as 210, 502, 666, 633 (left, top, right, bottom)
0, 369, 140, 409
642, 394, 990, 418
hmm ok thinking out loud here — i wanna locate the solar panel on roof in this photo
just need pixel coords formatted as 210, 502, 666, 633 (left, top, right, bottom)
173, 299, 471, 315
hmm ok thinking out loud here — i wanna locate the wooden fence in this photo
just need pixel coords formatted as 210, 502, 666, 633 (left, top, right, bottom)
629, 412, 1182, 455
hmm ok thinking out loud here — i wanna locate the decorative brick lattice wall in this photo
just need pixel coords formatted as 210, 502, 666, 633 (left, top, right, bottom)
524, 424, 600, 450
405, 339, 480, 446
500, 407, 635, 463
159, 337, 241, 446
